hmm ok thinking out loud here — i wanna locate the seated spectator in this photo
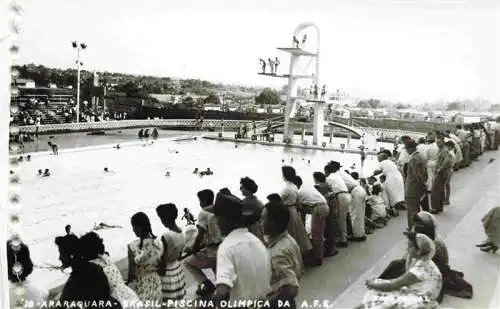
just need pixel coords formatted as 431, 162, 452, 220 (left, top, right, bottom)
184, 189, 221, 297
365, 185, 388, 226
212, 193, 271, 305
156, 203, 187, 302
240, 176, 265, 242
55, 225, 79, 269
59, 260, 122, 309
7, 240, 47, 308
379, 211, 473, 300
356, 232, 442, 309
263, 196, 303, 309
127, 212, 163, 307
79, 232, 140, 309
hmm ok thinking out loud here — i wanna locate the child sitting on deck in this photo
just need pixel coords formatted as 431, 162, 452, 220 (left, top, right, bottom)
184, 189, 222, 297
366, 185, 388, 226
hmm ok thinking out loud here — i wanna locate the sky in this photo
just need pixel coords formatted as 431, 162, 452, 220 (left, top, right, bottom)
11, 0, 500, 104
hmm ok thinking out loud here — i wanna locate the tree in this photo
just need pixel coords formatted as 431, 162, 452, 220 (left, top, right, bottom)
490, 104, 500, 112
357, 98, 381, 109
182, 96, 195, 104
446, 101, 463, 111
255, 88, 280, 106
204, 93, 221, 104
119, 81, 149, 98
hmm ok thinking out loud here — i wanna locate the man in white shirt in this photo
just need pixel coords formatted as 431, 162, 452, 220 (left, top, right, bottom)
213, 193, 271, 305
445, 130, 461, 146
455, 125, 471, 167
416, 138, 429, 162
296, 176, 329, 266
396, 136, 412, 178
324, 161, 352, 247
339, 167, 367, 241
426, 134, 439, 193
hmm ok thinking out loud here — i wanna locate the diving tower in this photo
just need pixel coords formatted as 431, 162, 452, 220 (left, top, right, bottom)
259, 22, 325, 145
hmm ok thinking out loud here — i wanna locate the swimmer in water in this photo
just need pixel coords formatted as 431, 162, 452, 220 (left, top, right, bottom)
103, 167, 116, 174
113, 144, 121, 149
26, 155, 31, 161
235, 144, 238, 148
42, 169, 51, 177
165, 171, 171, 176
281, 159, 285, 164
38, 169, 43, 176
193, 168, 199, 174
307, 160, 310, 165
18, 156, 23, 162
92, 222, 122, 231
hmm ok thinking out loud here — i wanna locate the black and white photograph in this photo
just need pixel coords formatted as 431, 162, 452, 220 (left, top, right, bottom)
1, 0, 500, 308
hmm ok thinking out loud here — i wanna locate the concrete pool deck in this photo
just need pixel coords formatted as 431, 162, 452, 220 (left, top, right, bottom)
40, 144, 500, 309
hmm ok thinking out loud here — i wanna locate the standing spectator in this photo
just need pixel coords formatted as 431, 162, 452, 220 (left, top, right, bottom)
295, 176, 329, 266
372, 151, 405, 213
493, 117, 500, 150
212, 193, 271, 305
430, 137, 454, 214
395, 136, 412, 177
313, 172, 339, 257
404, 140, 428, 228
324, 161, 352, 247
444, 141, 457, 206
339, 166, 367, 242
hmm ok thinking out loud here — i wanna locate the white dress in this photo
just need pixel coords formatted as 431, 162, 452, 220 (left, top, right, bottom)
90, 254, 141, 309
362, 259, 442, 309
378, 160, 405, 206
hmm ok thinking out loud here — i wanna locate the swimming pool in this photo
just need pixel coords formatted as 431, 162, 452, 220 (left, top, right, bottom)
17, 133, 391, 291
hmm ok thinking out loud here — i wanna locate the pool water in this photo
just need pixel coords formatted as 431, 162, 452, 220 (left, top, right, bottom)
17, 134, 391, 291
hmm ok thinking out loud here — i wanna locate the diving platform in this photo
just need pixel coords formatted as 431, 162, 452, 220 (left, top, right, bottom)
258, 72, 315, 79
305, 99, 326, 103
277, 47, 318, 57
287, 96, 326, 103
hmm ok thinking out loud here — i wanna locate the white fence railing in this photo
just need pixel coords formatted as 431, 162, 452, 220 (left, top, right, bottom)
16, 119, 425, 139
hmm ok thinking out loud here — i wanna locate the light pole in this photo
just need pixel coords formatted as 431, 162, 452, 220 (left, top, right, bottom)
72, 41, 87, 123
